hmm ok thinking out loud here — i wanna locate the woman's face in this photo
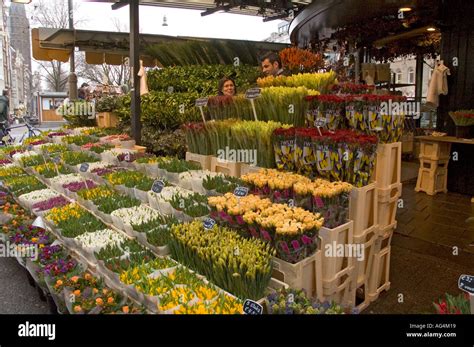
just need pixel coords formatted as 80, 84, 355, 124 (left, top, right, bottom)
222, 80, 235, 96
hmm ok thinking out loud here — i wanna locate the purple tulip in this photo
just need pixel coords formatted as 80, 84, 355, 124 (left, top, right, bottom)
63, 180, 97, 192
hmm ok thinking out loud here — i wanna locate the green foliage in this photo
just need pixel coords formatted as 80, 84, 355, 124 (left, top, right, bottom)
147, 65, 260, 95
58, 100, 97, 127
96, 95, 120, 113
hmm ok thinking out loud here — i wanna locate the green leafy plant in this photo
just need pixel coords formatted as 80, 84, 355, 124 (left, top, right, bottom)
433, 293, 471, 314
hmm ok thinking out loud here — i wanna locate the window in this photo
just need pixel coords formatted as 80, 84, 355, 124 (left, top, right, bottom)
408, 67, 415, 84
395, 69, 403, 84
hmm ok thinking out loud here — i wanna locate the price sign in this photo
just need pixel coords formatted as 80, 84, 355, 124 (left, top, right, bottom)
124, 152, 131, 162
79, 163, 89, 172
52, 156, 61, 164
243, 299, 263, 315
245, 88, 261, 100
195, 97, 209, 107
234, 186, 249, 197
151, 180, 165, 194
458, 274, 474, 295
314, 118, 327, 128
203, 218, 216, 230
27, 145, 33, 151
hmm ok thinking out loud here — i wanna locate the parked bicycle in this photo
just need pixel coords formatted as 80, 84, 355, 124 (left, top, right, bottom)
0, 116, 42, 146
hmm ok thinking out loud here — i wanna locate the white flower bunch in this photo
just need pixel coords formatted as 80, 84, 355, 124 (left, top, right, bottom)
12, 151, 37, 161
148, 186, 192, 203
110, 204, 160, 226
0, 163, 18, 169
18, 189, 60, 205
74, 228, 127, 252
49, 173, 83, 186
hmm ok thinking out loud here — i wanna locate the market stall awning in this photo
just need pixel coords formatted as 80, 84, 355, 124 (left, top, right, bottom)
86, 0, 312, 19
32, 27, 289, 66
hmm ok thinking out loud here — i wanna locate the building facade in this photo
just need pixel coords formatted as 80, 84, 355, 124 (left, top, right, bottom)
7, 2, 32, 111
264, 21, 291, 44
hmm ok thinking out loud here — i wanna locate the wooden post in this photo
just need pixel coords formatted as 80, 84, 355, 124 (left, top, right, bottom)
129, 0, 141, 145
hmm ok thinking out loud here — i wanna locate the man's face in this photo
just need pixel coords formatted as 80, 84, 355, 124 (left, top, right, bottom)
261, 59, 279, 76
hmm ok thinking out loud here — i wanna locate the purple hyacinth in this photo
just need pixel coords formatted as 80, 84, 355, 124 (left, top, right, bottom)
63, 180, 97, 192
32, 196, 69, 212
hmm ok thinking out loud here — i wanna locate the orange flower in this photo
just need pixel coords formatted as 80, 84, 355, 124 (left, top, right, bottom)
122, 306, 129, 314
96, 298, 104, 306
71, 276, 79, 283
84, 273, 92, 281
73, 305, 82, 313
73, 290, 81, 296
107, 297, 114, 304
93, 288, 99, 294
55, 279, 63, 287
102, 289, 108, 295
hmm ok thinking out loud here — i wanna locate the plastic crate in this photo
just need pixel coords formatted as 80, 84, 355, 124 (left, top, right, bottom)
368, 246, 391, 301
415, 167, 448, 196
419, 141, 451, 161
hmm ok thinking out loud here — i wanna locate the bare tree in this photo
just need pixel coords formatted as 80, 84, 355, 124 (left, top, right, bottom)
76, 18, 131, 88
30, 0, 86, 92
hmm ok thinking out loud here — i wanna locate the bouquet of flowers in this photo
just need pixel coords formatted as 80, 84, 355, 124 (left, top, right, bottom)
257, 71, 337, 93
449, 110, 474, 126
273, 127, 296, 172
433, 293, 471, 314
294, 128, 319, 177
305, 95, 346, 130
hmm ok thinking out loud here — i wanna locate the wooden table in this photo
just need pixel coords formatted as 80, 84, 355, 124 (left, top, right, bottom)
415, 136, 474, 200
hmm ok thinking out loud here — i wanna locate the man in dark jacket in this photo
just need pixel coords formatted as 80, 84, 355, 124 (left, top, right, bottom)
260, 52, 291, 77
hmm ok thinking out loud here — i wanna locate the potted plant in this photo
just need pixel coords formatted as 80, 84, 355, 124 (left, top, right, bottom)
449, 110, 474, 139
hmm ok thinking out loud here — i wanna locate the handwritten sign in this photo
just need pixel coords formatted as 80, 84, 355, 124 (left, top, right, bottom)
195, 97, 209, 107
79, 163, 89, 172
203, 218, 216, 230
151, 180, 165, 194
245, 88, 261, 100
458, 274, 474, 295
243, 299, 263, 315
234, 186, 249, 197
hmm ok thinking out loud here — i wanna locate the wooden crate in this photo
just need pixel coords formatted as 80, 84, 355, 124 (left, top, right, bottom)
271, 250, 319, 298
377, 221, 397, 245
419, 158, 449, 172
319, 221, 354, 282
185, 152, 213, 171
97, 112, 119, 128
375, 142, 402, 188
368, 246, 391, 302
401, 133, 414, 153
353, 226, 378, 288
349, 184, 378, 238
210, 157, 241, 177
419, 141, 451, 161
415, 167, 448, 195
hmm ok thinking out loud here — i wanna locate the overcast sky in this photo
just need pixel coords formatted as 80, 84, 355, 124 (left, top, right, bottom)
30, 0, 284, 41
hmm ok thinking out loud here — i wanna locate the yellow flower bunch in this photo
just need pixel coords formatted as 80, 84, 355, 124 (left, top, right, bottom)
174, 294, 243, 314
45, 203, 84, 225
0, 166, 24, 178
33, 162, 56, 175
208, 193, 272, 216
78, 186, 114, 201
159, 286, 196, 311
242, 169, 311, 190
257, 71, 337, 92
311, 180, 353, 198
256, 203, 323, 235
